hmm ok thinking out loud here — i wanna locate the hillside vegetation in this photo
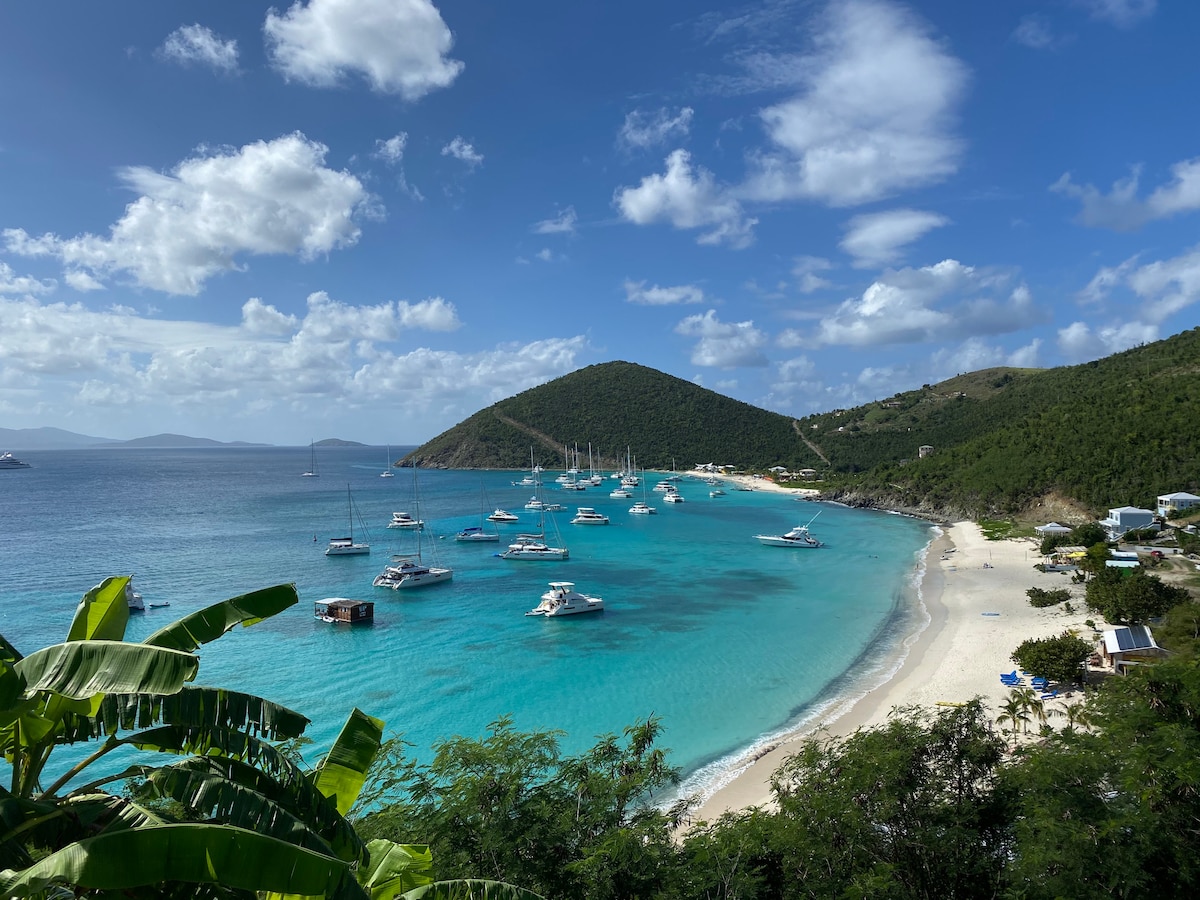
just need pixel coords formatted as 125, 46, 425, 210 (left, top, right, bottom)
406, 329, 1200, 519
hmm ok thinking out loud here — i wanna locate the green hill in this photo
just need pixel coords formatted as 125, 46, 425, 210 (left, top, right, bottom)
404, 361, 810, 471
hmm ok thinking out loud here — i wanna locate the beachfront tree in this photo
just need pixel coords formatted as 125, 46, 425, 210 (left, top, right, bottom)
1085, 569, 1190, 625
1011, 633, 1094, 686
0, 576, 534, 899
996, 694, 1029, 746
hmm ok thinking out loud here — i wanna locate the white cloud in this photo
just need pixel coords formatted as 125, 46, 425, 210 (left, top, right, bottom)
839, 208, 949, 268
441, 137, 483, 168
792, 255, 832, 293
158, 24, 239, 73
1078, 257, 1138, 304
814, 260, 1041, 347
3, 133, 372, 296
675, 309, 768, 367
1012, 14, 1056, 49
532, 207, 577, 235
928, 336, 1042, 377
615, 149, 756, 248
1051, 158, 1200, 231
1073, 0, 1156, 27
374, 133, 408, 164
64, 270, 105, 293
741, 0, 967, 207
264, 0, 463, 100
1077, 244, 1200, 324
618, 107, 694, 151
623, 280, 705, 305
0, 262, 55, 296
1057, 320, 1158, 362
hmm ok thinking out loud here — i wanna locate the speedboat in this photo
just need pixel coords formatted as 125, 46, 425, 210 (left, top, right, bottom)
0, 452, 31, 469
499, 535, 569, 560
455, 525, 499, 542
387, 511, 424, 529
526, 582, 604, 616
372, 556, 453, 589
570, 507, 609, 525
754, 523, 823, 548
609, 488, 633, 499
628, 501, 656, 515
487, 508, 519, 522
709, 489, 726, 497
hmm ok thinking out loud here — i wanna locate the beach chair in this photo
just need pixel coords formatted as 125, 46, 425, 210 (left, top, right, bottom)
1001, 675, 1024, 686
1031, 677, 1049, 689
1039, 690, 1058, 701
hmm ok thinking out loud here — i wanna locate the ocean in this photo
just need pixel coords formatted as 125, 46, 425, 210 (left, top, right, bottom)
0, 446, 934, 802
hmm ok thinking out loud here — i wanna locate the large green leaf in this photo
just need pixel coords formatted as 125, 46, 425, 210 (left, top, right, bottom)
400, 881, 545, 900
0, 823, 363, 897
142, 584, 299, 653
313, 708, 384, 817
0, 634, 24, 715
14, 642, 198, 701
358, 841, 434, 900
65, 576, 131, 644
57, 686, 310, 745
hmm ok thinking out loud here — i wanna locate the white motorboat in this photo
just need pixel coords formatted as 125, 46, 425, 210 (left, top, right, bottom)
526, 582, 604, 617
455, 525, 499, 543
570, 507, 609, 525
755, 514, 823, 548
387, 511, 424, 529
628, 501, 656, 515
525, 496, 545, 511
372, 557, 453, 588
126, 581, 145, 612
709, 489, 726, 497
610, 488, 633, 499
326, 485, 371, 556
487, 508, 519, 523
499, 534, 570, 560
0, 451, 31, 470
663, 488, 684, 503
652, 481, 674, 492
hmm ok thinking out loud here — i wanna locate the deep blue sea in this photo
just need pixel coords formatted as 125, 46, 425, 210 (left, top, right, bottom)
0, 446, 934, 801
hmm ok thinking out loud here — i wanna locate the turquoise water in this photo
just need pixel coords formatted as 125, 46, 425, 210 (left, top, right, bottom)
0, 447, 934, 799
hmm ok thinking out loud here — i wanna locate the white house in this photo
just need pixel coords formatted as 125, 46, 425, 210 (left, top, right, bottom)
1098, 506, 1157, 540
1157, 491, 1200, 517
1034, 522, 1072, 537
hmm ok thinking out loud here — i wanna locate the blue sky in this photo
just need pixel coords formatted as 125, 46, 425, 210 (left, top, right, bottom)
1, 0, 1196, 445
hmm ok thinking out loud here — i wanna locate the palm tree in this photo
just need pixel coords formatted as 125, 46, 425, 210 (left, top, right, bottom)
1013, 686, 1047, 733
0, 576, 541, 899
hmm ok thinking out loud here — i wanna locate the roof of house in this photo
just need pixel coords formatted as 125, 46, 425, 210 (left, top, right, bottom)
1036, 522, 1072, 532
1103, 625, 1160, 654
1109, 506, 1155, 515
1159, 491, 1200, 501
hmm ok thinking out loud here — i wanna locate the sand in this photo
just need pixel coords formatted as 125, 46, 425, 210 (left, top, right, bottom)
684, 472, 1098, 822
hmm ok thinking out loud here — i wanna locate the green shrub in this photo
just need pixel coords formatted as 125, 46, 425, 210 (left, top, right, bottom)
1027, 587, 1071, 608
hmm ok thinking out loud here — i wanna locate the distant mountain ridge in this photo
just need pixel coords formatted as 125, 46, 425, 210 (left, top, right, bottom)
0, 426, 118, 450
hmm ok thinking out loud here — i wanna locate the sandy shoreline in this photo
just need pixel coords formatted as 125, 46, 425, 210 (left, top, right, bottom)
686, 470, 1095, 822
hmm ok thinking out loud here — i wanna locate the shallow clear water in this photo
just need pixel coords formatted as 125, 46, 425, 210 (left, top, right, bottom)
0, 447, 933, 794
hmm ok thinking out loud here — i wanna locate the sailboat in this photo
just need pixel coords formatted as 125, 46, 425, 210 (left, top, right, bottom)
373, 466, 453, 588
499, 500, 569, 560
301, 440, 319, 477
326, 485, 371, 555
629, 466, 657, 515
457, 477, 501, 542
380, 444, 395, 477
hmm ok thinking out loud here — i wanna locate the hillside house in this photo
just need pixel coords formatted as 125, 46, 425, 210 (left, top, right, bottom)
918, 445, 934, 458
1157, 491, 1200, 517
1099, 625, 1166, 674
797, 468, 818, 481
1099, 506, 1156, 540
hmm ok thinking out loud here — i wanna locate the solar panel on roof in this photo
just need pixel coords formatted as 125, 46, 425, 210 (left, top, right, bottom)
1114, 626, 1154, 652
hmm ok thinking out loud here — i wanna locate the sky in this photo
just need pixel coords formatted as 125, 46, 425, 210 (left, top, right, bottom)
1, 0, 1197, 445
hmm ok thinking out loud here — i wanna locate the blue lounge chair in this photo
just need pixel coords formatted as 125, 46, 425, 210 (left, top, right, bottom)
1039, 690, 1058, 700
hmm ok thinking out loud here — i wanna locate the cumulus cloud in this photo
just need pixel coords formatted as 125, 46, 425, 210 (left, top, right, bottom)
615, 149, 756, 248
1051, 158, 1200, 231
618, 107, 694, 151
675, 309, 768, 367
264, 0, 463, 100
929, 336, 1042, 377
0, 262, 55, 296
792, 256, 833, 293
623, 280, 705, 305
3, 133, 372, 296
441, 136, 482, 168
0, 292, 573, 437
1057, 320, 1158, 362
839, 208, 949, 268
813, 260, 1042, 347
374, 133, 408, 164
1073, 0, 1156, 27
741, 0, 967, 207
532, 207, 577, 235
158, 24, 239, 72
1012, 14, 1057, 49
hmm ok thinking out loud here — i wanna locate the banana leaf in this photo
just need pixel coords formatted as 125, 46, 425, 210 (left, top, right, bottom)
57, 686, 310, 745
400, 881, 546, 900
312, 708, 384, 817
65, 576, 132, 644
357, 840, 434, 900
124, 724, 306, 783
0, 823, 364, 897
0, 635, 24, 714
142, 584, 299, 653
14, 641, 198, 701
143, 756, 363, 862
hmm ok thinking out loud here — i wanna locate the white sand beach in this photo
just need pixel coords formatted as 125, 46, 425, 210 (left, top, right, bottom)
688, 471, 1096, 822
